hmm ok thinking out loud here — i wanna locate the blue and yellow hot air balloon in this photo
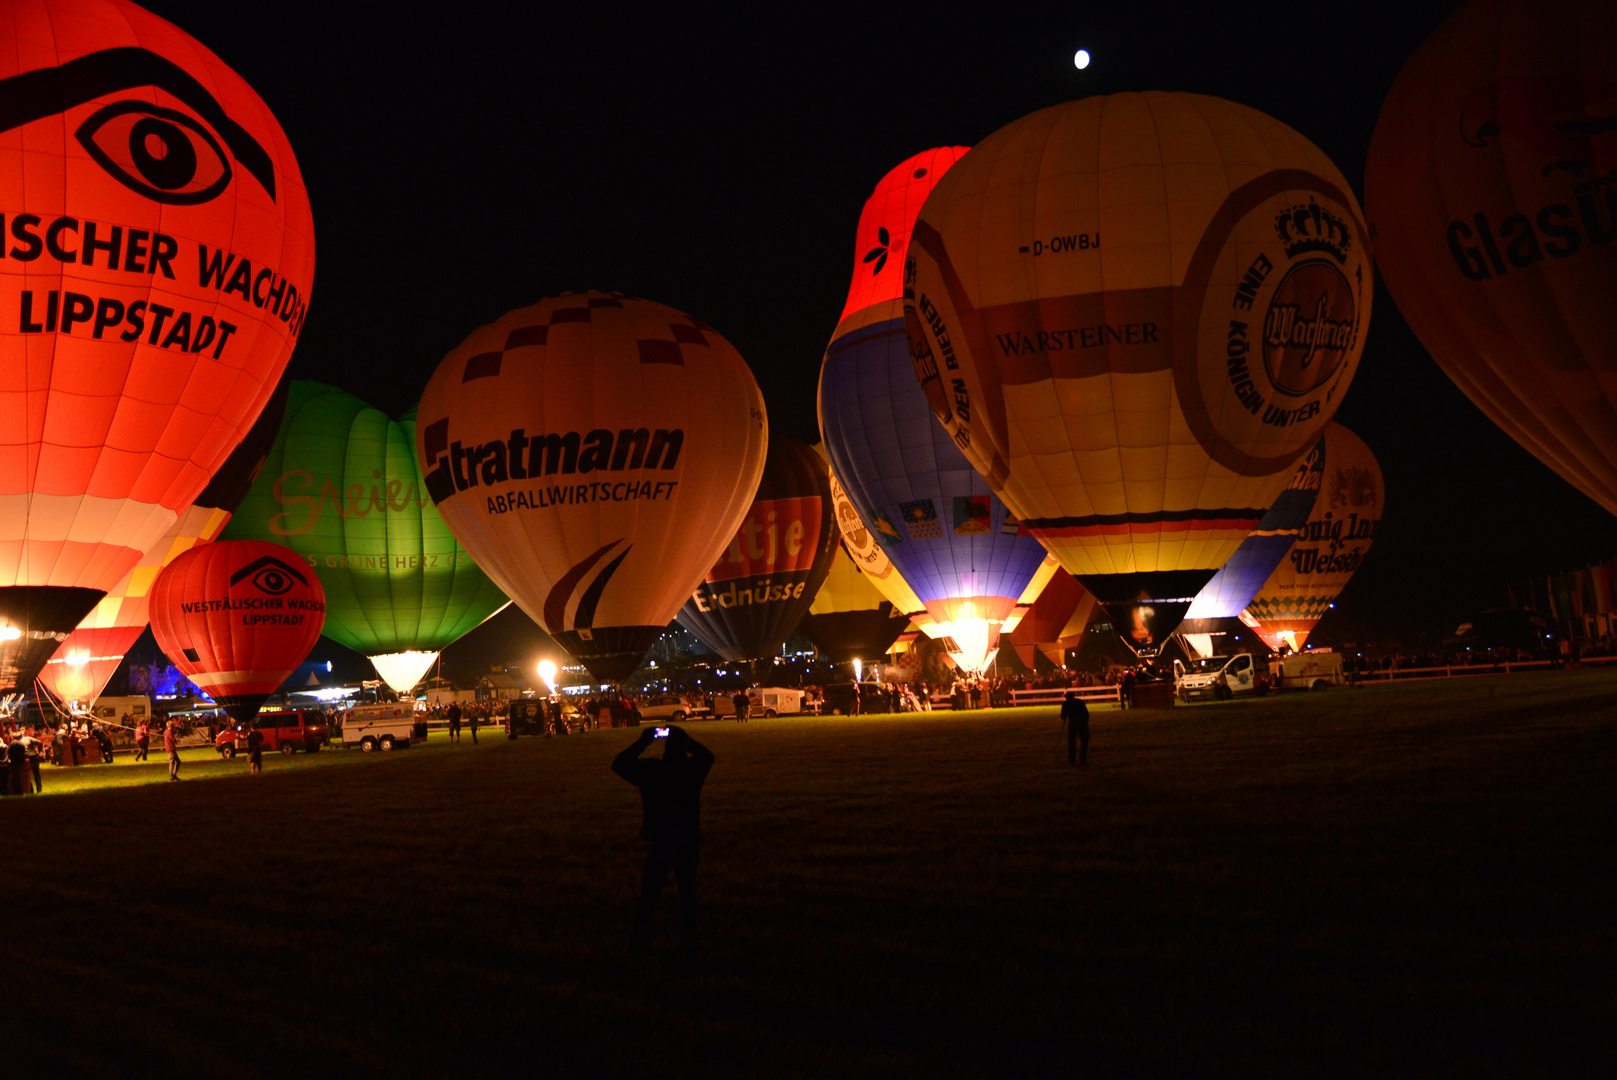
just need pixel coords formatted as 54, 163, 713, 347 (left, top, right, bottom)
820, 148, 1050, 672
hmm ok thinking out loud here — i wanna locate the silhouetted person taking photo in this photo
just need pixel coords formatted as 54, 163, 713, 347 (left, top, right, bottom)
1061, 691, 1089, 766
612, 725, 714, 958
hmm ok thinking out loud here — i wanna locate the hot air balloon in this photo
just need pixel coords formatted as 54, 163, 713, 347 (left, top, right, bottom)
1007, 565, 1096, 672
1241, 424, 1383, 652
798, 540, 910, 664
0, 0, 314, 693
823, 453, 929, 626
417, 292, 767, 683
905, 95, 1372, 661
676, 438, 837, 664
1177, 433, 1326, 656
1365, 0, 1617, 516
148, 540, 327, 723
220, 382, 510, 694
36, 375, 291, 706
822, 147, 1051, 673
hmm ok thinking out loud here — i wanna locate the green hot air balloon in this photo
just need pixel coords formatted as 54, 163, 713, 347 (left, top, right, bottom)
221, 381, 509, 691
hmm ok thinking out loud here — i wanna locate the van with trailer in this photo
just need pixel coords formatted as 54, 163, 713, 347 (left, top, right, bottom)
1269, 650, 1346, 691
341, 703, 426, 752
1174, 653, 1261, 701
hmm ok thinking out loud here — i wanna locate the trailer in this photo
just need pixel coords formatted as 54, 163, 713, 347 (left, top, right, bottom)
1270, 650, 1346, 691
341, 703, 426, 752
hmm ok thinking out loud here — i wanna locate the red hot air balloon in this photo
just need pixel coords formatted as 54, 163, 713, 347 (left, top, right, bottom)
0, 0, 315, 692
37, 374, 291, 706
148, 540, 326, 723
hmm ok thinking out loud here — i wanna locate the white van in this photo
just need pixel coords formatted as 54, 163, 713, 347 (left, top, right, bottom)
342, 703, 424, 752
1174, 654, 1259, 701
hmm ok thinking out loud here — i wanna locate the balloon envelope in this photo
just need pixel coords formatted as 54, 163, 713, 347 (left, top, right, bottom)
822, 147, 1047, 673
677, 438, 837, 662
1181, 434, 1326, 626
418, 292, 767, 683
1242, 423, 1383, 651
221, 382, 510, 692
37, 374, 292, 705
148, 540, 327, 723
1365, 0, 1617, 516
0, 0, 314, 691
799, 540, 909, 664
905, 94, 1372, 658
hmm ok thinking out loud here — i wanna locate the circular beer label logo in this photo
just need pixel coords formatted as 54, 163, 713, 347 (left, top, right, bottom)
1173, 177, 1372, 477
829, 471, 883, 570
1262, 259, 1357, 397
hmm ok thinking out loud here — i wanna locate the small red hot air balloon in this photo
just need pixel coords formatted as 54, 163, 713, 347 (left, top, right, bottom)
147, 540, 326, 723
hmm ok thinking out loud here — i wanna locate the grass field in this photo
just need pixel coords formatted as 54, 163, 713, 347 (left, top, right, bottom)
3, 672, 1614, 1079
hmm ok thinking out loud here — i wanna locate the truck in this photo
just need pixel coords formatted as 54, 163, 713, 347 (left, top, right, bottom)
1174, 653, 1261, 701
1269, 650, 1346, 691
341, 703, 426, 752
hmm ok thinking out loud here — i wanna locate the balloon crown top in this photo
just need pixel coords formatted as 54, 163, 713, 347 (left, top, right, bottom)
1275, 198, 1353, 264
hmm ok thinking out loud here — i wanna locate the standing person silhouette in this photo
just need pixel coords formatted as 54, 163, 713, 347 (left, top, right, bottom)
447, 702, 462, 744
731, 690, 750, 724
164, 720, 181, 781
1061, 691, 1090, 766
612, 725, 715, 958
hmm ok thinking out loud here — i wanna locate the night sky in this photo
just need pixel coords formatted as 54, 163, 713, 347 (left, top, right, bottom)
139, 1, 1617, 673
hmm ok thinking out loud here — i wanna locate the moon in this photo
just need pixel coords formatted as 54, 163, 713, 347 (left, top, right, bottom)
1073, 48, 1091, 70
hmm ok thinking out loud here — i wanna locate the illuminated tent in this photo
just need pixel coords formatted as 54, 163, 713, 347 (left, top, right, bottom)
418, 292, 767, 683
1366, 0, 1617, 516
221, 382, 509, 694
906, 94, 1371, 660
37, 375, 291, 706
677, 438, 838, 663
0, 0, 315, 693
149, 540, 326, 724
1242, 423, 1383, 652
821, 147, 1049, 673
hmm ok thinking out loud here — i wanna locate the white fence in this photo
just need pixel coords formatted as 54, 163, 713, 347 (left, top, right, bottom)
1008, 686, 1123, 707
1359, 655, 1617, 683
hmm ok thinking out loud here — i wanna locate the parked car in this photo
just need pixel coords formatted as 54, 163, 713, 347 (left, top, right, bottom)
819, 682, 890, 715
638, 694, 709, 722
216, 710, 329, 757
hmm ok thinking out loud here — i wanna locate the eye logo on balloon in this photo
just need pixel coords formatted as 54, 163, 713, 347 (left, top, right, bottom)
0, 47, 277, 204
77, 101, 232, 204
230, 555, 308, 596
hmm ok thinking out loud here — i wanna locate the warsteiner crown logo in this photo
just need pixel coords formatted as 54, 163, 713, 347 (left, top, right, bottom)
1274, 198, 1353, 263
